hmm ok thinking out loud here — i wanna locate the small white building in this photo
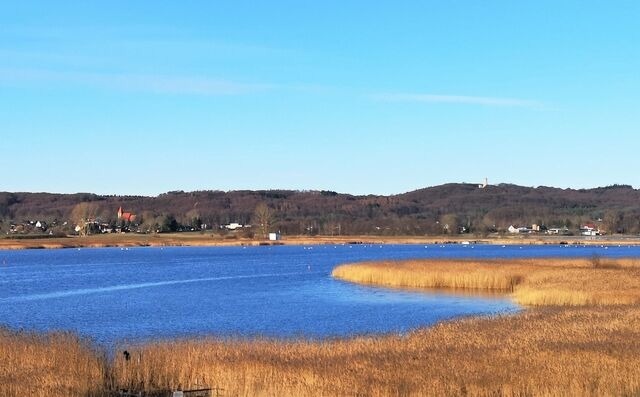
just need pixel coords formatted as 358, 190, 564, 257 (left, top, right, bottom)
268, 232, 281, 241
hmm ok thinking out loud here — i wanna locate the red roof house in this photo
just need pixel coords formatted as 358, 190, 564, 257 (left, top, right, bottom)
117, 207, 137, 222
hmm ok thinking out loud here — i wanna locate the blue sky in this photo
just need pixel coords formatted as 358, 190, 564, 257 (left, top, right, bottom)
1, 1, 639, 195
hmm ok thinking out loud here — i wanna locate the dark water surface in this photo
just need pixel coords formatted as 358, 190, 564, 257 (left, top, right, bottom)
0, 243, 636, 346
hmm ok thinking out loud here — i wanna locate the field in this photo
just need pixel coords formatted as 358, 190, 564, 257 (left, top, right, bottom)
2, 257, 640, 396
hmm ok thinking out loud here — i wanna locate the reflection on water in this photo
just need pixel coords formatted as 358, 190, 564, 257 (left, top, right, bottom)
370, 283, 514, 299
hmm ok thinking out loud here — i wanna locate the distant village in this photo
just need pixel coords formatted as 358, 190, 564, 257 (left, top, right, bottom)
5, 205, 605, 239
507, 223, 603, 236
6, 206, 283, 241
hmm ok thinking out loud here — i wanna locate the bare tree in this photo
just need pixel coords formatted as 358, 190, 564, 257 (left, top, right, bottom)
253, 203, 275, 239
603, 210, 623, 234
70, 202, 98, 236
439, 213, 459, 235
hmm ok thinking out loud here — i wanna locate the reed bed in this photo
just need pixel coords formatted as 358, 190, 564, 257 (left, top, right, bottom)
332, 260, 525, 291
108, 305, 640, 396
332, 258, 640, 306
0, 328, 105, 397
4, 307, 640, 396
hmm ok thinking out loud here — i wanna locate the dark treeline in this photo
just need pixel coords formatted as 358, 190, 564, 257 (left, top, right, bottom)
1, 183, 640, 236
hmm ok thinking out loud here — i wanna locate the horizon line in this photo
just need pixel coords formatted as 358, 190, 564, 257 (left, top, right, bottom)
2, 182, 637, 198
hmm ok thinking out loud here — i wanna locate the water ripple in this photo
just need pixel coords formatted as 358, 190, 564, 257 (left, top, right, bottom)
2, 271, 321, 302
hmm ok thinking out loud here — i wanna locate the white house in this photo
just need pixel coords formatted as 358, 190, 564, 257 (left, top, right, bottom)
225, 223, 243, 230
580, 224, 600, 236
508, 225, 532, 234
547, 227, 569, 235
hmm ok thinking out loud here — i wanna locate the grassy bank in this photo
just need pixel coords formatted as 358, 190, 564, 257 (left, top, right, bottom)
2, 258, 640, 396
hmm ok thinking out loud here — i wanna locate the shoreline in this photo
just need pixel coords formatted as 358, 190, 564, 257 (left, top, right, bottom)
3, 232, 640, 250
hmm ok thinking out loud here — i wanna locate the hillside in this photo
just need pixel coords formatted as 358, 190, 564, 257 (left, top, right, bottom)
1, 183, 639, 236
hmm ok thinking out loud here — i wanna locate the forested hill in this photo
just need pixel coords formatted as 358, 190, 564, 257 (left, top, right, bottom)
1, 183, 639, 236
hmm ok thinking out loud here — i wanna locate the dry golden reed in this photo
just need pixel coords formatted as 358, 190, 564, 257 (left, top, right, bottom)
332, 257, 640, 306
108, 306, 640, 397
0, 329, 105, 397
332, 260, 524, 291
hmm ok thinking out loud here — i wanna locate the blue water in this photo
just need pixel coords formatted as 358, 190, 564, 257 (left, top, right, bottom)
0, 243, 636, 346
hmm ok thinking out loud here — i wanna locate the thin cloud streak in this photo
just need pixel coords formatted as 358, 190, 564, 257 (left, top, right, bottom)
0, 68, 545, 106
3, 25, 288, 54
372, 93, 544, 108
0, 68, 274, 95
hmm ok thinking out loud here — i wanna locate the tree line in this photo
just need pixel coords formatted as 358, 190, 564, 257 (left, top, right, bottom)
1, 183, 639, 236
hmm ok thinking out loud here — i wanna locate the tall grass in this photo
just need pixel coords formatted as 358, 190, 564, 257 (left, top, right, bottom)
107, 305, 640, 396
4, 307, 640, 396
332, 260, 525, 291
0, 329, 105, 397
332, 258, 640, 306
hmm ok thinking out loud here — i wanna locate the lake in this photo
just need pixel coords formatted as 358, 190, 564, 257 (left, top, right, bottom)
0, 243, 636, 346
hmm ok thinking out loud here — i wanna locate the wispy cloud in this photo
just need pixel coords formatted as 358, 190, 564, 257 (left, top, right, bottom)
371, 93, 544, 108
0, 68, 274, 95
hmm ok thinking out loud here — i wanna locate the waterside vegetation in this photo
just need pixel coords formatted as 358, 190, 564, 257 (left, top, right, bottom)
0, 329, 104, 397
332, 257, 640, 306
